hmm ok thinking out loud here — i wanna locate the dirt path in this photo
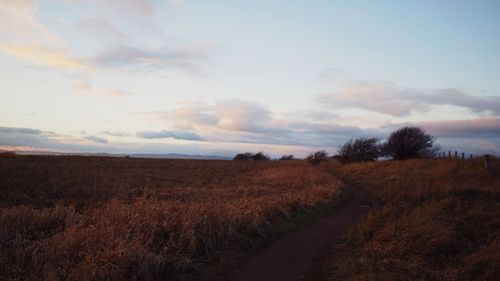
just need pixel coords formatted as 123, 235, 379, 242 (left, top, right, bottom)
230, 185, 376, 281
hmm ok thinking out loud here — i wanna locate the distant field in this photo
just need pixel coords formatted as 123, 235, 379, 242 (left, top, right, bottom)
320, 157, 500, 281
0, 156, 342, 281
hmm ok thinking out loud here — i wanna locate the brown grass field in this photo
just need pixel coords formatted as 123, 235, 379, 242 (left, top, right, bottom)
320, 157, 500, 281
2, 155, 499, 281
0, 155, 342, 281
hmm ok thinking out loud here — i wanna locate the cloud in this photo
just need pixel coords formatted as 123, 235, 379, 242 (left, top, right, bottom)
0, 0, 63, 46
77, 18, 127, 39
317, 80, 500, 116
101, 131, 132, 137
0, 1, 92, 71
0, 43, 90, 70
415, 118, 500, 137
0, 1, 211, 76
0, 126, 42, 135
136, 130, 204, 141
90, 43, 210, 74
159, 100, 279, 134
153, 100, 373, 146
0, 126, 59, 148
84, 135, 108, 144
74, 82, 132, 97
2, 121, 499, 157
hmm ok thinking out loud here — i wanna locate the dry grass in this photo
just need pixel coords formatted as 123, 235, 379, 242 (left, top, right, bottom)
322, 157, 500, 281
0, 156, 341, 281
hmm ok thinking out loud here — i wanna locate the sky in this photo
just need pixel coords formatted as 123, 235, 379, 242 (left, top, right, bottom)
1, 0, 500, 157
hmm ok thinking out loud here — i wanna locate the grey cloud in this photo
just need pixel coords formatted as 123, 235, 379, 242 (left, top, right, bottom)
90, 44, 210, 74
84, 135, 109, 144
415, 118, 500, 137
154, 100, 376, 146
0, 127, 42, 135
137, 130, 204, 141
0, 126, 60, 147
101, 131, 132, 137
420, 89, 500, 115
317, 80, 500, 116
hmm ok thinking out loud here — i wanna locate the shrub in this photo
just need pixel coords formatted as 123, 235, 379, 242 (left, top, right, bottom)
233, 152, 254, 160
279, 155, 295, 161
382, 127, 439, 160
233, 152, 270, 161
307, 150, 328, 165
252, 152, 270, 161
337, 138, 380, 163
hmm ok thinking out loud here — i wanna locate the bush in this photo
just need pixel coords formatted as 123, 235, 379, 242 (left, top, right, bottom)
233, 152, 254, 161
233, 152, 270, 161
279, 155, 295, 161
306, 150, 328, 165
337, 138, 380, 163
252, 152, 270, 161
382, 127, 439, 160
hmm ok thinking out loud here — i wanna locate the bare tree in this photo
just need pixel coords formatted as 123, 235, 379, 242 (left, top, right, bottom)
306, 150, 328, 165
382, 127, 439, 160
337, 137, 380, 163
279, 155, 295, 160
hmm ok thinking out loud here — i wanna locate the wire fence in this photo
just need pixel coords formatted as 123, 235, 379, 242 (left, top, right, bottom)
437, 150, 492, 170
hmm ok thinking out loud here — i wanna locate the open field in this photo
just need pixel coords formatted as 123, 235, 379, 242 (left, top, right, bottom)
2, 155, 499, 281
320, 157, 500, 281
0, 155, 342, 281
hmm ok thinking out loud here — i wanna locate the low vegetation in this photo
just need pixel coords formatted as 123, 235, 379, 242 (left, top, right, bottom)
382, 126, 439, 160
233, 151, 270, 161
337, 137, 379, 163
0, 156, 342, 281
307, 150, 329, 165
335, 126, 440, 163
321, 157, 499, 281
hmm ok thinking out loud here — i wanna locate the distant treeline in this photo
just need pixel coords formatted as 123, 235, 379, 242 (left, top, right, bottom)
234, 126, 439, 164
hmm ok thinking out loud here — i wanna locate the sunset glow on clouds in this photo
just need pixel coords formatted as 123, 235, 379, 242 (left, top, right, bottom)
1, 0, 500, 157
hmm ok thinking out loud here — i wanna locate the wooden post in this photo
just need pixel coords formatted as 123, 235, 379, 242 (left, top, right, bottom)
470, 154, 473, 168
484, 154, 491, 170
448, 151, 451, 158
455, 151, 458, 159
462, 153, 465, 163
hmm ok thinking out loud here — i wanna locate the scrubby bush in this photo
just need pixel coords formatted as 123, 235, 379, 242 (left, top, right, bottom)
252, 152, 270, 161
233, 152, 270, 161
279, 155, 295, 161
382, 127, 439, 160
233, 152, 254, 160
337, 137, 380, 163
307, 150, 328, 165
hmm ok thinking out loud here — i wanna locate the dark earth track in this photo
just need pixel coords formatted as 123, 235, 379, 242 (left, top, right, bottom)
230, 185, 376, 281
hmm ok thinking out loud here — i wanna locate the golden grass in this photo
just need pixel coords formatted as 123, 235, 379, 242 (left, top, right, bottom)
0, 156, 341, 281
322, 157, 500, 281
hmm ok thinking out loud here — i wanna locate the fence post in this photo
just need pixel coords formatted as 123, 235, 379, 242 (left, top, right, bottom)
455, 151, 458, 159
470, 154, 473, 168
448, 151, 451, 158
461, 153, 465, 164
484, 154, 491, 171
